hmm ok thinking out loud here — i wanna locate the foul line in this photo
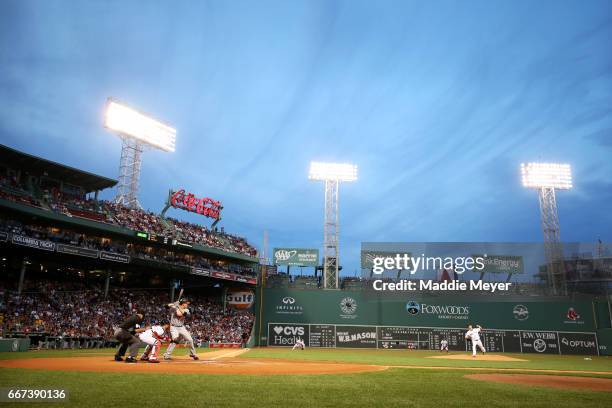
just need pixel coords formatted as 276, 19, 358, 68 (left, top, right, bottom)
386, 365, 612, 376
207, 348, 250, 360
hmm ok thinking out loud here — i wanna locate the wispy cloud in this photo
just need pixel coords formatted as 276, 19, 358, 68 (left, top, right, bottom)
1, 0, 611, 273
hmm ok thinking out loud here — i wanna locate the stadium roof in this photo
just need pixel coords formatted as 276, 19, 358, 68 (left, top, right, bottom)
0, 144, 117, 192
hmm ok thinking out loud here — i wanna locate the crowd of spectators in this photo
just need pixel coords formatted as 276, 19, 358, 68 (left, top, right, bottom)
0, 280, 254, 344
0, 174, 257, 257
104, 202, 168, 236
0, 219, 255, 276
0, 175, 42, 208
166, 217, 256, 257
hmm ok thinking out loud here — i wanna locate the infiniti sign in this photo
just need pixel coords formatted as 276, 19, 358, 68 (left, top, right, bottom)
276, 296, 303, 315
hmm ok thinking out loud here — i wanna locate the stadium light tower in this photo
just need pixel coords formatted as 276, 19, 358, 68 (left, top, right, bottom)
104, 98, 176, 209
309, 162, 358, 289
521, 162, 572, 294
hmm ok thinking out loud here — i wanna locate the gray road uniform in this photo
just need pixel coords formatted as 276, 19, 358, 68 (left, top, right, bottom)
163, 304, 198, 359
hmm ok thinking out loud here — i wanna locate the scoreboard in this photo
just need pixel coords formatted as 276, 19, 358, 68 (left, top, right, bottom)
309, 325, 336, 348
268, 323, 598, 355
378, 327, 469, 350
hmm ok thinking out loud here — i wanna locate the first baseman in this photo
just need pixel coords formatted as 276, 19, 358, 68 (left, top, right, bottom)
163, 298, 199, 360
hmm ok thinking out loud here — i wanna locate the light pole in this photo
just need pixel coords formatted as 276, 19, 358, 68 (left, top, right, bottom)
309, 162, 358, 289
104, 98, 177, 208
521, 162, 572, 294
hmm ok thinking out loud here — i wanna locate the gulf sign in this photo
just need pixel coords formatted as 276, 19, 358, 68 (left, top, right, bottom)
226, 289, 255, 310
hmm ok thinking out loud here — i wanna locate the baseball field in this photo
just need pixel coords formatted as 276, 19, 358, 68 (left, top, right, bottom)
0, 347, 610, 407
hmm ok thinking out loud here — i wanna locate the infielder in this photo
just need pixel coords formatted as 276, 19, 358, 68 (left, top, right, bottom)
139, 323, 170, 363
465, 324, 486, 358
163, 298, 199, 360
440, 339, 449, 353
292, 338, 305, 350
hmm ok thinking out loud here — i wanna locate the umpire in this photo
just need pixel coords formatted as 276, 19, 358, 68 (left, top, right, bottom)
114, 313, 144, 363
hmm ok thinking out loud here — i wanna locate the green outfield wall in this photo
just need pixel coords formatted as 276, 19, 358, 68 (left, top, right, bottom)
255, 288, 611, 355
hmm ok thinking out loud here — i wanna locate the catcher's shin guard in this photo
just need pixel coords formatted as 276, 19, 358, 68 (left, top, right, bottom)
140, 345, 152, 361
149, 340, 161, 361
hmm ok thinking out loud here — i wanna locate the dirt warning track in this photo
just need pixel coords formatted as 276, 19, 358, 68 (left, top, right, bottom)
465, 374, 612, 392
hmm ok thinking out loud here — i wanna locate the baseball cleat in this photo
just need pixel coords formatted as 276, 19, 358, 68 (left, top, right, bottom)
140, 356, 149, 361
148, 359, 160, 363
125, 357, 137, 363
163, 356, 172, 360
114, 356, 124, 362
190, 355, 199, 360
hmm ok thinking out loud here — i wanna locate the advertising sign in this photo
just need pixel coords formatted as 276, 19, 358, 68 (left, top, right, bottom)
56, 244, 99, 259
558, 332, 598, 355
170, 189, 222, 220
226, 289, 255, 310
335, 325, 377, 348
520, 331, 559, 354
100, 251, 130, 263
11, 235, 55, 251
268, 323, 309, 346
273, 248, 319, 267
473, 254, 524, 274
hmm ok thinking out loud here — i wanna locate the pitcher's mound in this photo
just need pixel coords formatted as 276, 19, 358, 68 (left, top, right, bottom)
466, 374, 612, 392
428, 354, 527, 362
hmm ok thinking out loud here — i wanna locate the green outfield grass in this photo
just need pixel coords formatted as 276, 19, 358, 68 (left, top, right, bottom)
245, 348, 612, 372
0, 348, 610, 408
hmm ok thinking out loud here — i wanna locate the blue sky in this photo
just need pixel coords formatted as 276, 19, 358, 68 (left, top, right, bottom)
1, 0, 611, 276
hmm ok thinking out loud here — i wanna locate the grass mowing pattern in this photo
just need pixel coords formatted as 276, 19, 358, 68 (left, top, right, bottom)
0, 349, 610, 408
245, 348, 612, 372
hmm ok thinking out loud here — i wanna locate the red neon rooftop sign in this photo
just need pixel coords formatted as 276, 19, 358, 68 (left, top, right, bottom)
170, 189, 222, 220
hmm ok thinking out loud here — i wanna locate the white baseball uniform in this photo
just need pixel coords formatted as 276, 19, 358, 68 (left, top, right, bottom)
440, 339, 448, 351
292, 339, 305, 350
467, 328, 486, 356
139, 325, 166, 361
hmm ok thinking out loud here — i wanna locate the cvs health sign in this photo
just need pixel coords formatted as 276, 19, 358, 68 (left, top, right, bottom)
268, 324, 309, 346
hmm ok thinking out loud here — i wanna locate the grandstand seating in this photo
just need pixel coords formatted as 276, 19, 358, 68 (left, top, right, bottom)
0, 279, 253, 346
0, 219, 255, 276
0, 174, 257, 258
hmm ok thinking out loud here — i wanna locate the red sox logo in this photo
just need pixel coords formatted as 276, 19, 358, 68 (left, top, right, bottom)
566, 307, 580, 321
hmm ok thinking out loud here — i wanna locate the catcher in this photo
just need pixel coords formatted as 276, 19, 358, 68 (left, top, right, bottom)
139, 323, 170, 363
163, 298, 199, 360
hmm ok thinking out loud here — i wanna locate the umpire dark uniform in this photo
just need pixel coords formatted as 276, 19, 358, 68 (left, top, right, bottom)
114, 313, 144, 363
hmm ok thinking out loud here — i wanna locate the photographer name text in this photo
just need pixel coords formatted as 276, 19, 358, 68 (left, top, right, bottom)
372, 279, 512, 293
